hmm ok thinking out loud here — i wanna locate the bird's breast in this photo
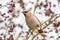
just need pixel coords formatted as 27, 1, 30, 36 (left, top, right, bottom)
25, 16, 40, 29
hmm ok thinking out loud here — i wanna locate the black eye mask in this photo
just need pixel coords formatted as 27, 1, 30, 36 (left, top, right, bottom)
23, 11, 28, 16
24, 13, 26, 16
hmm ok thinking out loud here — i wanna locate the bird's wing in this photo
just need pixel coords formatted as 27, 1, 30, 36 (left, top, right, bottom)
33, 14, 42, 29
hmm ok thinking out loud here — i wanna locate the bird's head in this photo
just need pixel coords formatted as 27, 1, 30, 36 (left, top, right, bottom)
23, 9, 30, 13
23, 9, 32, 17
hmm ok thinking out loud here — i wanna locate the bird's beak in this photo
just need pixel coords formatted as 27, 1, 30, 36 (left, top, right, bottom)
22, 11, 24, 13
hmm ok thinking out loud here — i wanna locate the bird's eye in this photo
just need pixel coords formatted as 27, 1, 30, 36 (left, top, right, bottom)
23, 11, 27, 14
24, 11, 28, 13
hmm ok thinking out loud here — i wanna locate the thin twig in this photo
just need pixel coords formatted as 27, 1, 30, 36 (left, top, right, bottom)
42, 14, 60, 30
25, 32, 29, 40
25, 29, 31, 40
32, 33, 39, 40
33, 0, 39, 13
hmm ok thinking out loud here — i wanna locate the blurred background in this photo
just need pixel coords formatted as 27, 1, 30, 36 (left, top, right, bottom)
0, 0, 60, 40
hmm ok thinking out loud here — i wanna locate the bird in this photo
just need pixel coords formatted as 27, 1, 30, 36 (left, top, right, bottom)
23, 9, 44, 34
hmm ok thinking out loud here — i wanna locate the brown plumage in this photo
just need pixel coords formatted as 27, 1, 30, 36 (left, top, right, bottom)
23, 9, 41, 32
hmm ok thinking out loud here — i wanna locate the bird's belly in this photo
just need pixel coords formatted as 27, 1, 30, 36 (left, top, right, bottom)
26, 20, 35, 29
25, 17, 40, 30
